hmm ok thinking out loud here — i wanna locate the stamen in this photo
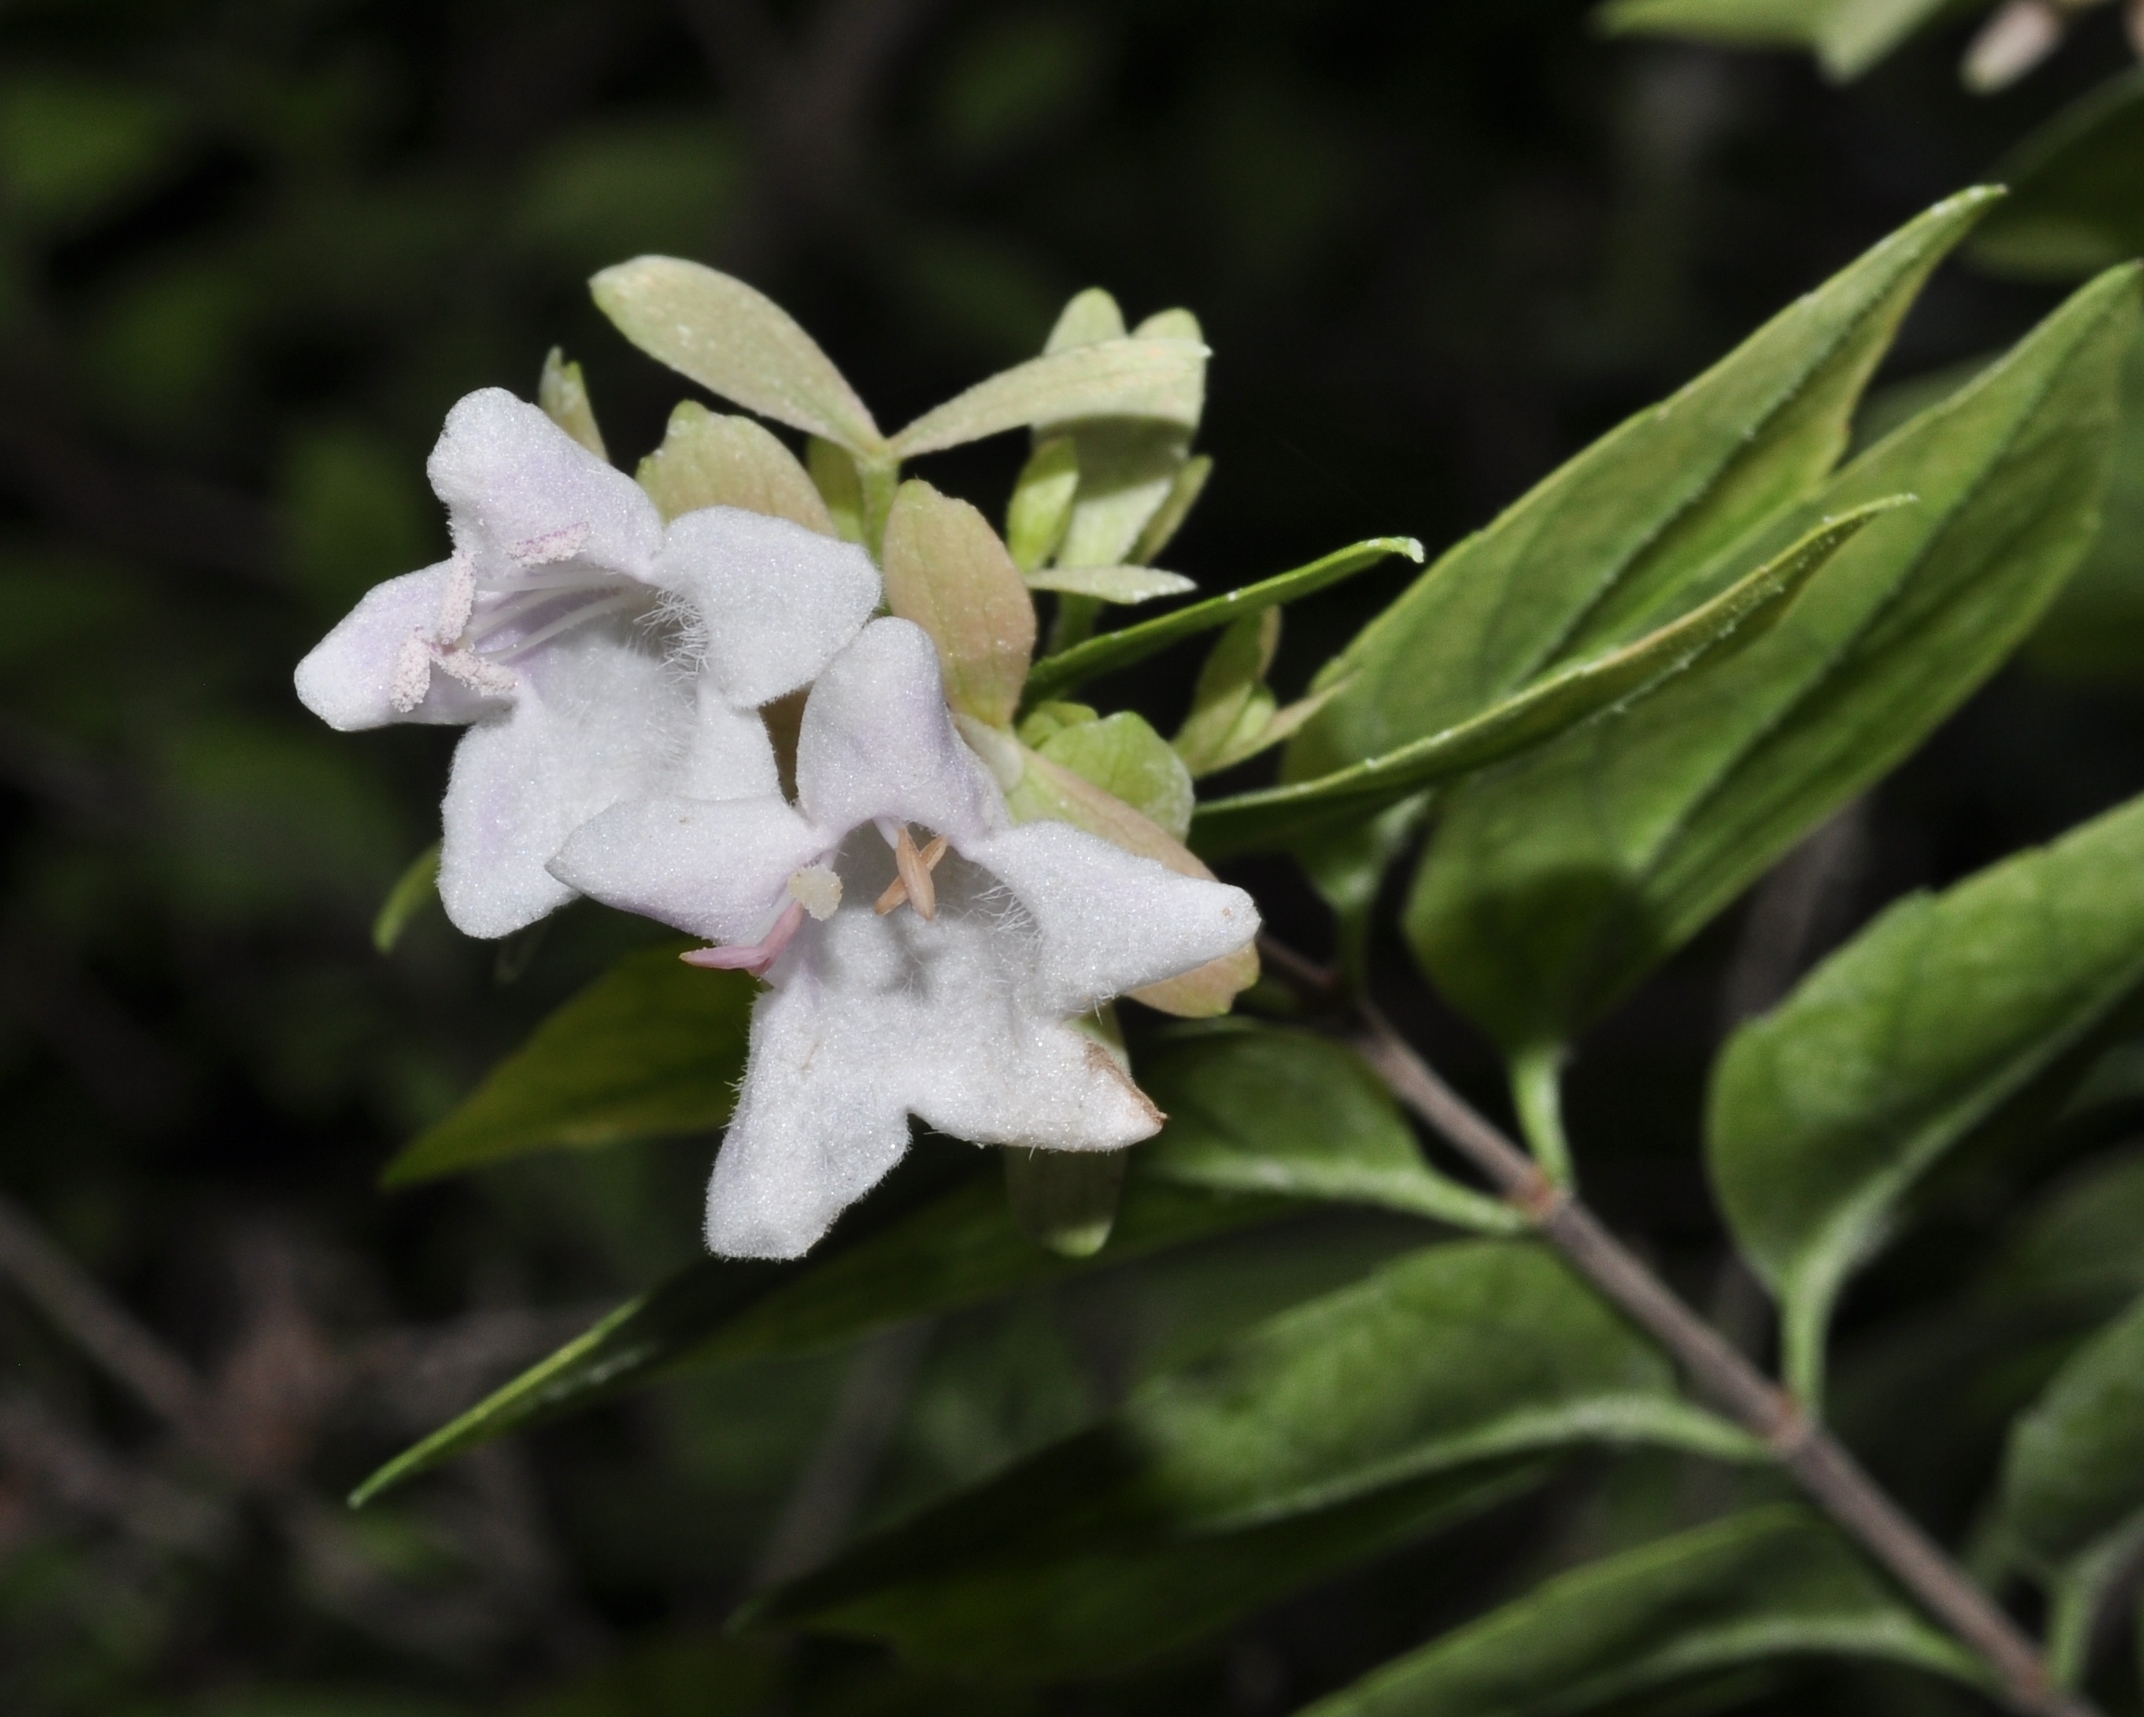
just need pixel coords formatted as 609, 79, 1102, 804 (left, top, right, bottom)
510, 522, 593, 565
489, 590, 642, 662
680, 900, 806, 977
875, 827, 951, 918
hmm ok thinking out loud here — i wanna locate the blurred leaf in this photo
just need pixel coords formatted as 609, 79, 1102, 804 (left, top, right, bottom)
371, 843, 440, 956
1981, 1146, 2144, 1313
637, 402, 835, 532
1005, 436, 1077, 571
2002, 1295, 2144, 1569
1197, 504, 1893, 860
1407, 265, 2140, 1054
1971, 68, 2144, 283
1023, 535, 1421, 706
1138, 1024, 1524, 1232
350, 1169, 1294, 1505
1596, 0, 1956, 80
280, 424, 434, 613
1174, 610, 1281, 776
538, 347, 607, 459
511, 1633, 785, 1717
1296, 1507, 1984, 1717
1022, 563, 1194, 602
1712, 792, 2144, 1401
592, 258, 885, 455
381, 945, 756, 1186
1003, 1147, 1127, 1258
928, 6, 1104, 163
881, 480, 1036, 727
0, 75, 182, 226
756, 1243, 1759, 1676
1286, 190, 1996, 789
1024, 710, 1193, 839
889, 337, 1207, 460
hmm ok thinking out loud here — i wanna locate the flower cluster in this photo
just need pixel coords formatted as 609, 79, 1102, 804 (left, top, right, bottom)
298, 368, 1258, 1259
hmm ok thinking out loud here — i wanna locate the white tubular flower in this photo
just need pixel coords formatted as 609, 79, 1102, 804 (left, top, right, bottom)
294, 388, 879, 939
550, 618, 1260, 1260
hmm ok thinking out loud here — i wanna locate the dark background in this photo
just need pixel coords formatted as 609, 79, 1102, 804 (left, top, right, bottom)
0, 1, 2139, 1712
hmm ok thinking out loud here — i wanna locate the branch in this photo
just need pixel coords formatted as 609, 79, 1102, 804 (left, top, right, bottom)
1346, 998, 2088, 1717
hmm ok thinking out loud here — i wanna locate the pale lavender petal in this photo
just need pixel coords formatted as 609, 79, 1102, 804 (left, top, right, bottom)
438, 623, 689, 938
549, 793, 821, 945
706, 972, 914, 1259
428, 388, 662, 586
294, 563, 495, 731
677, 687, 782, 800
966, 821, 1258, 1015
656, 506, 881, 708
795, 618, 1003, 845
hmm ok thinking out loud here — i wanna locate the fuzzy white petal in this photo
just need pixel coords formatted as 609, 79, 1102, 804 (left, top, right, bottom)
549, 794, 822, 945
428, 388, 662, 586
795, 618, 1004, 844
655, 506, 881, 708
438, 623, 691, 938
678, 687, 782, 800
294, 564, 498, 730
707, 971, 915, 1259
967, 821, 1258, 1015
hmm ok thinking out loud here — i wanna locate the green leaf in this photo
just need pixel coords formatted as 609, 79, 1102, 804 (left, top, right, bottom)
808, 436, 867, 543
1021, 710, 1193, 840
1971, 67, 2144, 283
1195, 503, 1893, 860
1407, 264, 2141, 1055
1982, 1146, 2144, 1314
1002, 1147, 1127, 1259
381, 945, 757, 1187
1004, 436, 1077, 572
1022, 564, 1194, 603
1710, 789, 2144, 1401
349, 1169, 1293, 1506
635, 401, 836, 533
537, 347, 606, 459
880, 480, 1037, 730
1296, 1508, 1985, 1717
756, 1243, 1759, 1676
1128, 452, 1212, 566
2002, 1295, 2144, 1570
1023, 536, 1422, 707
888, 338, 1207, 461
590, 257, 885, 456
1285, 191, 1996, 790
372, 841, 440, 955
2024, 335, 2144, 685
1138, 1024, 1523, 1233
1174, 611, 1281, 777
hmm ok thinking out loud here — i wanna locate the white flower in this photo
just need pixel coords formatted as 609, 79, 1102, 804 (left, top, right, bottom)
550, 618, 1260, 1259
294, 388, 879, 939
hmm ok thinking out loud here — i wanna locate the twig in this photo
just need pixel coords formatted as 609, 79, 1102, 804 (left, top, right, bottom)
0, 1191, 208, 1436
1348, 997, 2088, 1717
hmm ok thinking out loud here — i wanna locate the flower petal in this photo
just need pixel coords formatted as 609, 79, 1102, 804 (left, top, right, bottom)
966, 820, 1258, 1015
428, 388, 662, 586
707, 973, 915, 1259
653, 505, 880, 708
294, 563, 496, 731
679, 688, 782, 800
437, 623, 689, 938
549, 793, 821, 945
796, 618, 1004, 844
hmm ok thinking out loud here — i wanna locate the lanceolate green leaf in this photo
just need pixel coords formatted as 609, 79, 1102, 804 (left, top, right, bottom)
1138, 1025, 1522, 1233
755, 1244, 1761, 1676
355, 1019, 1474, 1502
1296, 1508, 1985, 1717
1596, 0, 1956, 81
2002, 1295, 2144, 1571
1193, 503, 1898, 860
1022, 536, 1422, 707
887, 337, 1207, 460
351, 1170, 1293, 1507
1971, 67, 2144, 283
1710, 791, 2144, 1401
1284, 190, 1997, 790
1407, 264, 2141, 1056
381, 946, 757, 1187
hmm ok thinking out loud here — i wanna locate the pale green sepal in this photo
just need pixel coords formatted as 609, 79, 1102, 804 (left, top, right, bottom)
373, 841, 441, 955
1025, 564, 1195, 604
1006, 436, 1078, 571
888, 338, 1208, 459
537, 347, 606, 458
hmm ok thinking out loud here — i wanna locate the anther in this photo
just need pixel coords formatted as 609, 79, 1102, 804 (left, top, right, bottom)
875, 827, 950, 919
